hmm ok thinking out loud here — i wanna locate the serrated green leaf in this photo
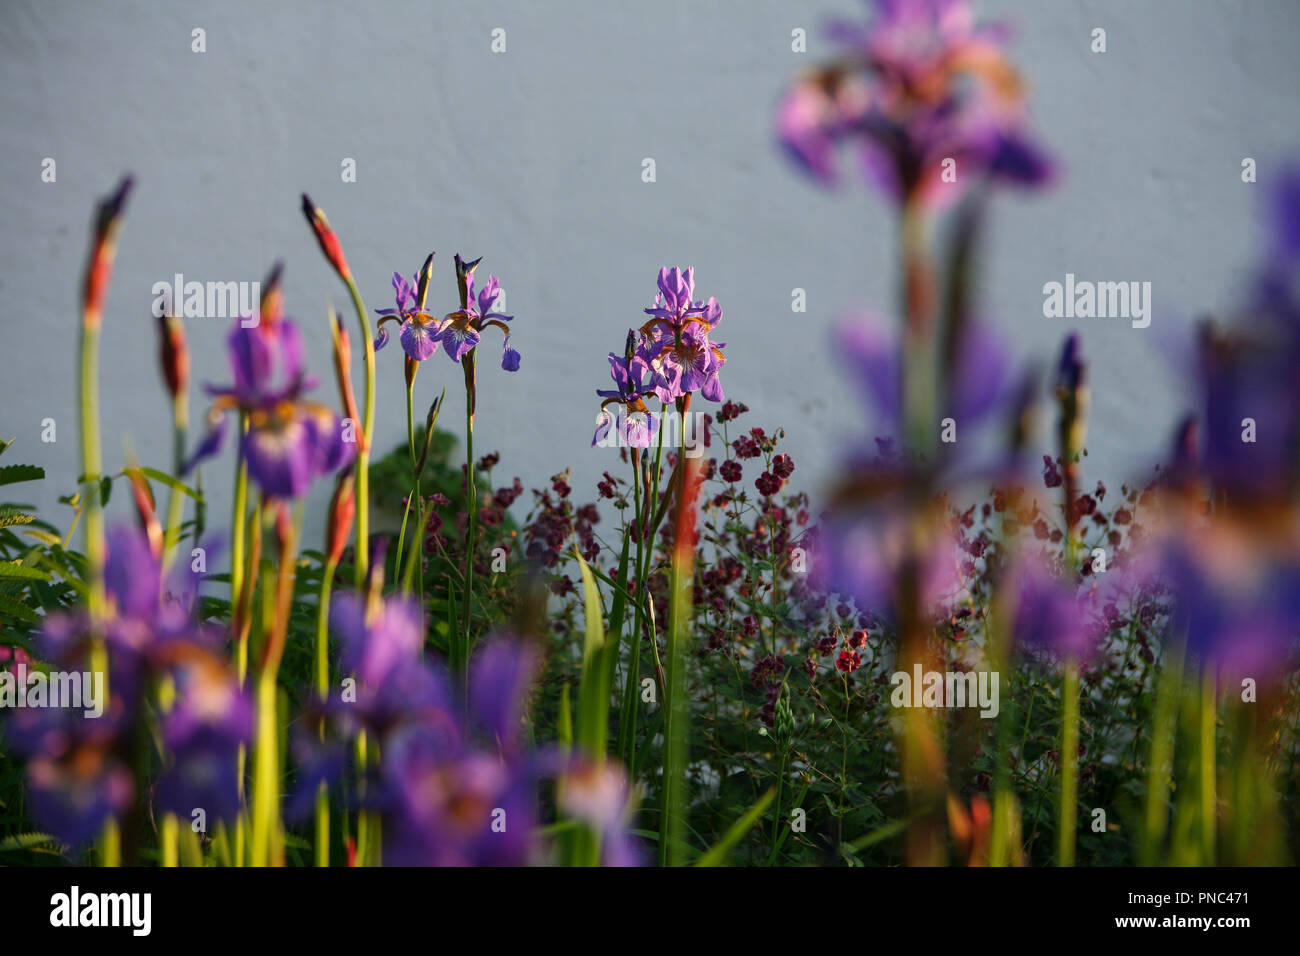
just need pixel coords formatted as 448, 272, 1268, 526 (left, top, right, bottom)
0, 464, 44, 487
0, 594, 40, 623
0, 832, 64, 853
0, 561, 52, 581
0, 509, 35, 529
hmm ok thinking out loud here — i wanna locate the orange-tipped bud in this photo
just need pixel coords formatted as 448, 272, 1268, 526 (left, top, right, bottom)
329, 307, 364, 452
260, 261, 285, 327
156, 314, 189, 403
82, 175, 133, 330
326, 471, 355, 567
302, 194, 352, 281
124, 466, 163, 558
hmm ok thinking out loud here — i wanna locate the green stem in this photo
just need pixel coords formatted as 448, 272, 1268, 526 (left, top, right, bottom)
344, 277, 375, 589
461, 360, 477, 674
162, 402, 188, 573
161, 814, 179, 868
314, 555, 338, 867
1058, 659, 1079, 867
1199, 666, 1217, 864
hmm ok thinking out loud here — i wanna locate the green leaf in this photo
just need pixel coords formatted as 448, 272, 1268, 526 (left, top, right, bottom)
0, 561, 51, 582
0, 832, 64, 853
99, 475, 113, 507
0, 594, 40, 623
22, 529, 63, 547
137, 467, 202, 501
574, 549, 612, 759
695, 788, 776, 867
0, 464, 44, 487
0, 509, 35, 529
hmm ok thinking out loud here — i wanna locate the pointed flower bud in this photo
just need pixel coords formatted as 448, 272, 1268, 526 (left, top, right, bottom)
301, 194, 352, 281
326, 472, 356, 567
454, 253, 482, 310
330, 307, 363, 452
415, 252, 435, 310
82, 175, 133, 330
156, 314, 189, 403
259, 261, 285, 328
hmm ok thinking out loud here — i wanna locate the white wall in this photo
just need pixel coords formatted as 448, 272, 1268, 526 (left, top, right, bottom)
2, 0, 1298, 550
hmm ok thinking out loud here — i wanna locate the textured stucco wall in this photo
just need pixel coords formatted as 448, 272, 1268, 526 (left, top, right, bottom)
2, 0, 1298, 549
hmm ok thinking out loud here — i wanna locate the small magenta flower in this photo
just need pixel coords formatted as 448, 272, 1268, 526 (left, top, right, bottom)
185, 317, 356, 499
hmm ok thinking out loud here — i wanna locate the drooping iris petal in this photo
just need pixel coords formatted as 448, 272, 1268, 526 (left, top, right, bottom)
436, 322, 481, 362
180, 412, 228, 476
501, 335, 520, 371
469, 638, 538, 754
400, 317, 440, 362
242, 415, 316, 499
592, 409, 614, 447
104, 525, 162, 620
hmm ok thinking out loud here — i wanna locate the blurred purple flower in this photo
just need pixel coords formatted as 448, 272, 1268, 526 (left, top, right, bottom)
185, 318, 355, 498
10, 525, 250, 844
776, 0, 1053, 203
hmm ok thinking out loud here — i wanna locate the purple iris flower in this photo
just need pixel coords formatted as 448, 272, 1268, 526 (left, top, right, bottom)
1006, 555, 1104, 663
835, 313, 1019, 475
328, 593, 450, 736
305, 595, 642, 865
813, 471, 964, 617
9, 525, 250, 845
776, 0, 1053, 203
185, 318, 356, 499
375, 265, 441, 362
593, 341, 660, 449
638, 268, 727, 403
428, 255, 519, 370
1149, 527, 1300, 682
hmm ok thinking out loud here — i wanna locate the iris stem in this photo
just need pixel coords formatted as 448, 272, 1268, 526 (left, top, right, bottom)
161, 814, 179, 868
617, 449, 645, 765
314, 553, 339, 867
250, 500, 300, 867
162, 397, 188, 573
460, 356, 478, 675
343, 277, 375, 590
1199, 666, 1217, 864
1058, 659, 1079, 866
